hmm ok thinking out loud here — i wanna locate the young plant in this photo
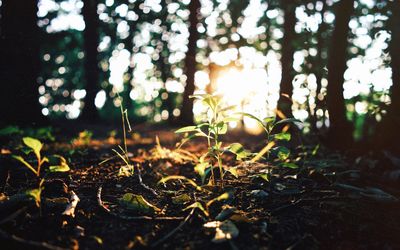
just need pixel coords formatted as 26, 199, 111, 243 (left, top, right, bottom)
240, 113, 300, 166
99, 96, 134, 177
176, 94, 250, 188
12, 137, 70, 177
12, 137, 47, 177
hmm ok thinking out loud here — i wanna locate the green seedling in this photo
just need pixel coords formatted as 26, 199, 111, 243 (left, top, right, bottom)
12, 137, 47, 177
176, 94, 251, 188
240, 113, 300, 165
99, 96, 134, 176
12, 137, 70, 177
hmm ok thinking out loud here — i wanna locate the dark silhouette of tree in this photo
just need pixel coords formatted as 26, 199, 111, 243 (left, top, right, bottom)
374, 0, 400, 152
80, 0, 100, 121
179, 0, 201, 125
311, 0, 328, 131
326, 0, 354, 149
277, 2, 296, 119
0, 0, 44, 126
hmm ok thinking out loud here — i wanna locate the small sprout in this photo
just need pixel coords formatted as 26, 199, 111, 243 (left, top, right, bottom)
183, 202, 209, 217
12, 137, 48, 177
26, 187, 43, 207
175, 94, 249, 187
48, 155, 70, 173
158, 175, 206, 192
206, 192, 232, 209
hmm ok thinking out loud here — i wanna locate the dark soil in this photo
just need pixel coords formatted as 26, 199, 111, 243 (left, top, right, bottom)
1, 126, 400, 250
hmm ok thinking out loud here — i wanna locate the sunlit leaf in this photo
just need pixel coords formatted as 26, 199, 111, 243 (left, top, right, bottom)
195, 162, 209, 184
175, 126, 198, 134
226, 143, 250, 160
274, 118, 301, 126
12, 155, 37, 175
26, 188, 42, 207
206, 192, 232, 208
183, 201, 209, 217
47, 155, 70, 172
226, 167, 239, 178
22, 137, 42, 159
272, 132, 291, 141
120, 193, 161, 213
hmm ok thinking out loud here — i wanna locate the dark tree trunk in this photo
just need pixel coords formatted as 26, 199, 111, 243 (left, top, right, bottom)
277, 3, 296, 119
311, 0, 328, 131
80, 0, 100, 121
179, 0, 200, 125
326, 0, 354, 149
0, 0, 44, 126
374, 1, 400, 152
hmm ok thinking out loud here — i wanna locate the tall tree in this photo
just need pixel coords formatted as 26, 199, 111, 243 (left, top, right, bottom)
0, 0, 44, 126
179, 0, 201, 125
276, 2, 297, 119
326, 0, 354, 149
374, 0, 400, 152
80, 0, 100, 121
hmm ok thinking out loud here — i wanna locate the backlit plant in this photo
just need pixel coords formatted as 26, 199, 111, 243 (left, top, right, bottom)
12, 137, 70, 177
176, 94, 251, 188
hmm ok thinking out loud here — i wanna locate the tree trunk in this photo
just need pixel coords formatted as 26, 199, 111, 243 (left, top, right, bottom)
179, 0, 200, 125
374, 1, 400, 152
311, 0, 327, 131
326, 0, 354, 149
80, 0, 100, 121
0, 0, 44, 126
277, 3, 296, 119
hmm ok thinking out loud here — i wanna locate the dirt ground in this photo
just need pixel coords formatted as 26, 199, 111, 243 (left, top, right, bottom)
1, 125, 400, 249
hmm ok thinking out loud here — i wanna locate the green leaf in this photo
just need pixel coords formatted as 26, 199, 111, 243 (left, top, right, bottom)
226, 143, 251, 160
217, 122, 228, 135
22, 137, 42, 159
12, 155, 37, 175
175, 126, 198, 134
206, 192, 232, 208
257, 173, 269, 182
274, 118, 301, 126
226, 167, 239, 178
273, 132, 291, 141
120, 193, 161, 213
26, 188, 42, 207
183, 202, 209, 217
263, 117, 275, 125
277, 146, 290, 161
280, 162, 299, 169
48, 164, 70, 172
195, 162, 209, 184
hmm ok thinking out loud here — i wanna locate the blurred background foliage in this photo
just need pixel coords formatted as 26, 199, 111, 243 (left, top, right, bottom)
0, 0, 398, 149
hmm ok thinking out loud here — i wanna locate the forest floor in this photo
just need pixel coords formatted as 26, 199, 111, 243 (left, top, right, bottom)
1, 124, 400, 250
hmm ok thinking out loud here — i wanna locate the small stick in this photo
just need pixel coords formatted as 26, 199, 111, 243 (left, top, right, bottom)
62, 191, 80, 217
151, 207, 195, 247
97, 185, 183, 221
136, 165, 158, 196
